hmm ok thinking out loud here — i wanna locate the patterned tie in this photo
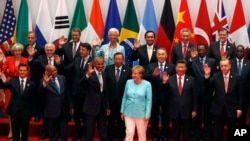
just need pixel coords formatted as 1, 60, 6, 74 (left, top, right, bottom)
224, 76, 228, 93
52, 78, 60, 94
238, 60, 242, 75
115, 68, 120, 82
220, 43, 225, 57
183, 44, 188, 58
73, 42, 77, 58
178, 77, 182, 95
160, 63, 163, 79
20, 79, 24, 94
48, 57, 52, 65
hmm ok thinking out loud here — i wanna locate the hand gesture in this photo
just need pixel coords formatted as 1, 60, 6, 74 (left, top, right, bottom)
54, 55, 61, 64
162, 71, 169, 83
203, 64, 211, 77
221, 51, 228, 60
93, 38, 102, 47
87, 62, 94, 76
190, 47, 198, 59
27, 46, 35, 57
59, 36, 67, 46
0, 70, 3, 77
153, 67, 160, 77
133, 39, 140, 50
3, 41, 10, 52
43, 71, 51, 84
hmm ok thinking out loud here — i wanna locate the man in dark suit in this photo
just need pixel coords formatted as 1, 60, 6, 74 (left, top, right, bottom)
203, 59, 242, 141
0, 63, 35, 141
189, 44, 216, 141
171, 28, 196, 65
81, 56, 110, 141
105, 52, 131, 141
207, 27, 236, 70
68, 43, 92, 140
131, 31, 159, 69
27, 43, 63, 139
162, 59, 197, 141
145, 48, 175, 141
39, 64, 74, 141
230, 45, 250, 126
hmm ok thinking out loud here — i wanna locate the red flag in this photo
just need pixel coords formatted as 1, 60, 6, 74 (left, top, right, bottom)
229, 0, 249, 48
172, 0, 195, 45
155, 0, 175, 60
194, 0, 213, 48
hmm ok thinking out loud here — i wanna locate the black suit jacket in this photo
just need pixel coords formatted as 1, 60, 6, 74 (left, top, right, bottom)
230, 58, 250, 102
162, 74, 197, 119
145, 62, 175, 100
205, 72, 242, 118
105, 64, 131, 106
39, 75, 72, 118
171, 42, 196, 64
131, 44, 160, 69
189, 57, 216, 99
81, 71, 109, 116
0, 78, 35, 117
71, 57, 92, 97
208, 41, 236, 64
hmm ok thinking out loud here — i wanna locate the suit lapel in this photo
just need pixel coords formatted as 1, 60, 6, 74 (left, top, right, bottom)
13, 79, 22, 96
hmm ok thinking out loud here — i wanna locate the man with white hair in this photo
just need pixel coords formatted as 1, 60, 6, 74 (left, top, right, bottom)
93, 28, 125, 69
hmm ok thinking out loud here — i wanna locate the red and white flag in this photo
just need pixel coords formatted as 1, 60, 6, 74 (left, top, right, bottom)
229, 0, 249, 48
194, 0, 213, 47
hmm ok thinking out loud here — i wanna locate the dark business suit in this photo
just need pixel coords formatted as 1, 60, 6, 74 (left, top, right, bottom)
208, 41, 236, 69
0, 77, 35, 141
81, 71, 109, 141
204, 72, 242, 141
70, 56, 92, 138
189, 56, 216, 140
131, 44, 159, 69
230, 58, 250, 126
162, 74, 197, 141
105, 64, 131, 139
145, 62, 175, 139
39, 75, 73, 141
171, 42, 196, 65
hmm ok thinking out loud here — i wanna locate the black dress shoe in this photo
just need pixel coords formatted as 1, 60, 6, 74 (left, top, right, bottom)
39, 132, 48, 139
73, 134, 82, 140
152, 137, 159, 141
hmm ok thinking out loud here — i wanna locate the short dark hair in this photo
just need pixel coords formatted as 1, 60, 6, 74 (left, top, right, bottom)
218, 27, 229, 35
113, 52, 124, 59
80, 42, 92, 51
144, 31, 155, 38
18, 63, 29, 70
176, 59, 187, 66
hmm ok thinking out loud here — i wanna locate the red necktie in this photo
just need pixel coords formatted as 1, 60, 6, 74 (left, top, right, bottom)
178, 76, 182, 95
183, 44, 187, 58
220, 43, 225, 57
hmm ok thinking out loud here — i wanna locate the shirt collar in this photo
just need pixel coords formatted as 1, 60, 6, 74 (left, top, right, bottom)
236, 58, 243, 62
176, 74, 185, 79
158, 61, 166, 66
19, 77, 27, 83
223, 72, 230, 78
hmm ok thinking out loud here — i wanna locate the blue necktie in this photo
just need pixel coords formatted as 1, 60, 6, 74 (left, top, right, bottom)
238, 60, 242, 75
160, 63, 163, 79
52, 78, 60, 94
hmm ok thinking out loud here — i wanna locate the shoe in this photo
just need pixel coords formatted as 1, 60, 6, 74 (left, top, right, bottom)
72, 134, 82, 140
161, 137, 167, 141
39, 132, 48, 139
152, 137, 159, 141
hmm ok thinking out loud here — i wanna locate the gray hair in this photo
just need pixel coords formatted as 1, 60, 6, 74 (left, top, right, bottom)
44, 43, 56, 50
11, 43, 24, 52
108, 28, 119, 35
180, 28, 191, 35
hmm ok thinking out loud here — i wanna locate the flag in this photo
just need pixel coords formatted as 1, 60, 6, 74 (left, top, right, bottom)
35, 0, 52, 47
229, 0, 249, 48
0, 0, 16, 53
49, 0, 70, 44
211, 0, 229, 41
155, 0, 175, 60
102, 0, 122, 44
0, 0, 16, 43
16, 0, 33, 45
67, 0, 87, 42
248, 23, 250, 43
138, 0, 158, 45
119, 0, 139, 67
172, 0, 195, 45
194, 0, 213, 47
84, 0, 104, 43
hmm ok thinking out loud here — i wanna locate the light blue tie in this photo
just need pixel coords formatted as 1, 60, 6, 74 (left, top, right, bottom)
160, 63, 163, 79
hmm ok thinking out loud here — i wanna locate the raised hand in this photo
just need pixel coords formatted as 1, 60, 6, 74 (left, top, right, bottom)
27, 46, 36, 57
203, 63, 211, 78
190, 47, 198, 59
153, 67, 160, 77
59, 36, 67, 46
43, 71, 51, 84
54, 55, 61, 64
162, 71, 169, 83
93, 38, 102, 47
133, 39, 140, 50
221, 51, 228, 60
3, 41, 10, 52
87, 62, 94, 76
